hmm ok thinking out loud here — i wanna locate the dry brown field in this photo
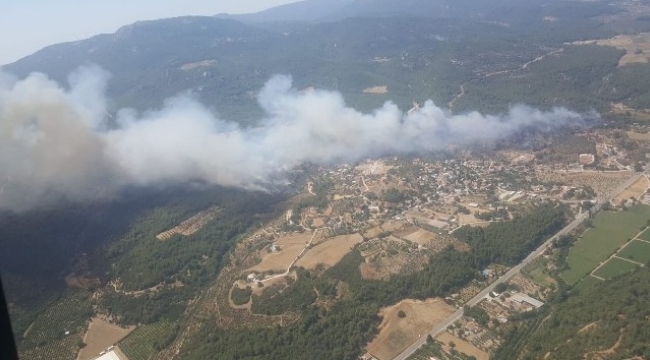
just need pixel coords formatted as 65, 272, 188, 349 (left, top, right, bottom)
77, 317, 134, 360
614, 175, 649, 202
403, 228, 438, 245
366, 298, 455, 360
381, 220, 410, 232
436, 332, 490, 360
626, 131, 650, 141
363, 225, 386, 239
362, 85, 389, 94
575, 33, 650, 66
248, 233, 311, 273
296, 233, 363, 270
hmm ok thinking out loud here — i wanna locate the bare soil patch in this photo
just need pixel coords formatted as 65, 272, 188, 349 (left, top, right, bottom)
248, 233, 312, 273
366, 298, 455, 360
295, 233, 363, 270
362, 85, 388, 94
363, 225, 386, 239
356, 160, 394, 176
403, 228, 437, 245
77, 317, 134, 360
436, 332, 490, 360
579, 321, 599, 334
381, 220, 410, 233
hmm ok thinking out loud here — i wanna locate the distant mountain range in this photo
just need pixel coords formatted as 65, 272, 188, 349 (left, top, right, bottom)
3, 0, 648, 121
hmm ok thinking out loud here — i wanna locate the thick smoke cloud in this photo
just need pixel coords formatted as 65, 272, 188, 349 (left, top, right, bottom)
0, 66, 591, 211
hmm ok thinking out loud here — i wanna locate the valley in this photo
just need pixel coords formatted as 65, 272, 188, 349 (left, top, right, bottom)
4, 0, 650, 360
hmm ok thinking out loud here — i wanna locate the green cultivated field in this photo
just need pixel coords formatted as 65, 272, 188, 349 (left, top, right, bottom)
561, 205, 650, 285
592, 257, 640, 280
637, 228, 650, 241
119, 321, 172, 360
572, 275, 602, 291
617, 240, 650, 265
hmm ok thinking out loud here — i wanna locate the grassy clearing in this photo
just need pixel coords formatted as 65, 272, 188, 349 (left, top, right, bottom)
561, 205, 650, 285
523, 258, 555, 287
617, 240, 650, 265
592, 257, 640, 280
119, 321, 172, 360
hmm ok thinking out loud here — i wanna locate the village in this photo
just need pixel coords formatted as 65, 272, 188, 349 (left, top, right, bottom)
217, 128, 650, 360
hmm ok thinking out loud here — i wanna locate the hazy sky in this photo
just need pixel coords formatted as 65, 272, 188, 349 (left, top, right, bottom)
0, 0, 299, 65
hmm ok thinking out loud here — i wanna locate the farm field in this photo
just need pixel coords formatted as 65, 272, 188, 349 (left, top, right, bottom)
19, 332, 82, 360
248, 233, 312, 273
436, 332, 490, 360
407, 340, 476, 360
118, 321, 173, 360
18, 290, 92, 360
614, 176, 648, 202
576, 32, 650, 66
561, 205, 650, 285
295, 233, 363, 270
638, 228, 650, 241
366, 298, 455, 360
592, 257, 640, 280
403, 228, 438, 246
78, 317, 135, 360
617, 240, 650, 265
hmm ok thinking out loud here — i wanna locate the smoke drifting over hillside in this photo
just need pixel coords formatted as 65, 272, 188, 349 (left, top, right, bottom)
0, 66, 592, 211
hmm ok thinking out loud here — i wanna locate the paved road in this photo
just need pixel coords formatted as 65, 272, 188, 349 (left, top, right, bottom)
392, 172, 644, 360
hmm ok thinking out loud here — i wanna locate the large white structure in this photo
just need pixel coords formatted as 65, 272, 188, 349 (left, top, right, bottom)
92, 349, 124, 360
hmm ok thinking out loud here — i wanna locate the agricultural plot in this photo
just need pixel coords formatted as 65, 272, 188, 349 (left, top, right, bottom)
407, 340, 476, 360
366, 298, 455, 360
78, 317, 135, 360
617, 240, 650, 265
638, 228, 650, 241
436, 332, 489, 360
592, 257, 640, 280
18, 332, 82, 360
575, 32, 650, 66
614, 176, 649, 203
156, 206, 220, 240
118, 321, 173, 360
248, 233, 312, 273
295, 233, 363, 270
561, 205, 650, 285
18, 290, 92, 354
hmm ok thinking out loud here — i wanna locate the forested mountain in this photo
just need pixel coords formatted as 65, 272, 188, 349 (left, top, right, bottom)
5, 0, 650, 122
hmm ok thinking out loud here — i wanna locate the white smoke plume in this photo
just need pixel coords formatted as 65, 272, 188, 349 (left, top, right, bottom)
0, 66, 591, 211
